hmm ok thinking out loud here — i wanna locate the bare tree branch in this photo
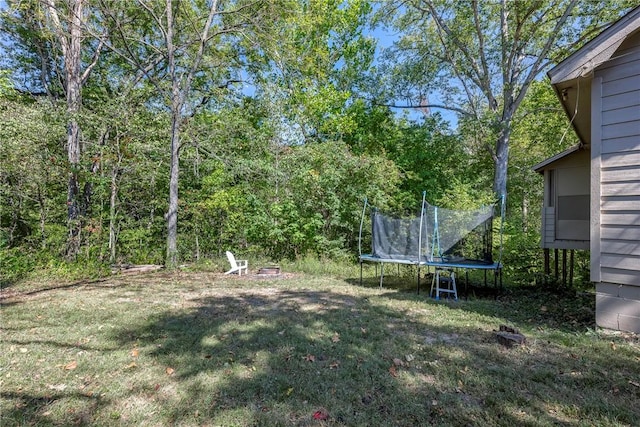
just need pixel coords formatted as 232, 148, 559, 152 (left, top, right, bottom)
369, 99, 473, 117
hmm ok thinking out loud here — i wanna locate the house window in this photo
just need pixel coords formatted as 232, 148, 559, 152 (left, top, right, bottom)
558, 195, 590, 220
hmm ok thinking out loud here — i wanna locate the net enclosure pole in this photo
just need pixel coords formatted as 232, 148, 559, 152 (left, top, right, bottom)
497, 194, 506, 289
431, 206, 440, 261
417, 191, 426, 294
358, 198, 367, 286
358, 198, 367, 258
498, 194, 505, 265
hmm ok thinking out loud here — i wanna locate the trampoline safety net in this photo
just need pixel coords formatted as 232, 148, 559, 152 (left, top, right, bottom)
371, 211, 427, 262
369, 201, 496, 264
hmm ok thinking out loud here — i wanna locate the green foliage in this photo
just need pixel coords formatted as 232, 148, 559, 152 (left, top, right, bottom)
0, 224, 110, 285
435, 178, 494, 210
0, 69, 12, 96
376, 0, 637, 197
0, 93, 67, 248
252, 0, 375, 143
0, 247, 36, 285
500, 220, 545, 286
3, 0, 629, 289
245, 140, 402, 260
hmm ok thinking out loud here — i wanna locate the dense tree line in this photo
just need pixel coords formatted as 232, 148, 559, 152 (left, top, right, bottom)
0, 1, 634, 284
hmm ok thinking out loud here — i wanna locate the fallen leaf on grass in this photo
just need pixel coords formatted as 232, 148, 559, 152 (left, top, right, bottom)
166, 367, 175, 376
393, 358, 403, 367
304, 354, 315, 362
389, 365, 398, 377
125, 362, 137, 369
629, 380, 640, 388
405, 354, 415, 362
131, 348, 139, 358
313, 410, 329, 420
329, 361, 340, 369
64, 360, 77, 370
331, 332, 340, 343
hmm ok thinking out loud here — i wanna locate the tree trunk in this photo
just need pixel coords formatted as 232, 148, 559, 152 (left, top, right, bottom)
64, 0, 84, 259
493, 123, 510, 200
165, 0, 180, 269
156, 0, 219, 267
522, 194, 528, 233
166, 109, 180, 268
109, 152, 121, 264
45, 0, 85, 258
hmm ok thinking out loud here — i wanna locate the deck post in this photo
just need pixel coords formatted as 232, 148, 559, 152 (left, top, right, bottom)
569, 250, 574, 286
562, 249, 567, 286
544, 248, 550, 283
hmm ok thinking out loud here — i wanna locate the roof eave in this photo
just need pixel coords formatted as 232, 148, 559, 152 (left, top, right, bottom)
547, 6, 640, 84
532, 143, 583, 173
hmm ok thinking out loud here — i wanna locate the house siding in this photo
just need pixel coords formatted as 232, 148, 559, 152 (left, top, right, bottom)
543, 207, 555, 246
594, 35, 640, 333
537, 149, 590, 250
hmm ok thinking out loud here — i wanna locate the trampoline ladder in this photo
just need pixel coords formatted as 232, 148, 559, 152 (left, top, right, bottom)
430, 268, 457, 300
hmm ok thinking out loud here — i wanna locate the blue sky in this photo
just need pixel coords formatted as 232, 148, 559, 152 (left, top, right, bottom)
368, 24, 459, 129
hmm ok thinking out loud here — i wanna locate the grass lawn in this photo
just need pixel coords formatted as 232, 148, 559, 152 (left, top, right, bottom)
1, 267, 639, 426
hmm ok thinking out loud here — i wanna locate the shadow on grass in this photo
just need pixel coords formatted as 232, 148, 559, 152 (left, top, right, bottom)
109, 286, 636, 426
2, 272, 637, 426
0, 277, 115, 307
1, 391, 109, 427
350, 272, 596, 334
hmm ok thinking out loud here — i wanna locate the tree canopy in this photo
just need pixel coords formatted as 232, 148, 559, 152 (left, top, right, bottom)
0, 0, 635, 285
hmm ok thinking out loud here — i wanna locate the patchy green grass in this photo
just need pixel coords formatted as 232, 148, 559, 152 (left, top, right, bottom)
1, 269, 639, 426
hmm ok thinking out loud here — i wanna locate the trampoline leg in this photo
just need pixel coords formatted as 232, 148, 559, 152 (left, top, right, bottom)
465, 271, 469, 298
417, 266, 420, 294
430, 272, 435, 298
360, 261, 363, 286
379, 263, 384, 288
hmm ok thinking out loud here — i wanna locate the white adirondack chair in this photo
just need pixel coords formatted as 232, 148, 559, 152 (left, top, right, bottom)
225, 251, 248, 276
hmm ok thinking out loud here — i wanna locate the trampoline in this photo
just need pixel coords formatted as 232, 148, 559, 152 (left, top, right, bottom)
358, 192, 505, 293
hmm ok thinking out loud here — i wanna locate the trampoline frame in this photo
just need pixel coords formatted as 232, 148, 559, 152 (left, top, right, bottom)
358, 192, 505, 294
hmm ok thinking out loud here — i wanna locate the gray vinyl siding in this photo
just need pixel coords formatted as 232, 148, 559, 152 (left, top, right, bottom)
543, 207, 554, 246
595, 42, 640, 287
593, 36, 640, 332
